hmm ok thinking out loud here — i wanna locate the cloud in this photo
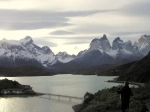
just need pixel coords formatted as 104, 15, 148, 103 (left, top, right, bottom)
33, 38, 57, 47
54, 9, 116, 17
74, 46, 79, 50
0, 9, 115, 30
0, 9, 69, 22
45, 35, 102, 45
109, 31, 150, 36
0, 0, 11, 1
46, 35, 100, 40
50, 30, 75, 35
64, 40, 90, 45
0, 21, 71, 30
120, 1, 150, 17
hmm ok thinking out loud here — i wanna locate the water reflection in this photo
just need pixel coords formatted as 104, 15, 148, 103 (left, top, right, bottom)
0, 96, 77, 112
0, 75, 119, 97
0, 75, 120, 112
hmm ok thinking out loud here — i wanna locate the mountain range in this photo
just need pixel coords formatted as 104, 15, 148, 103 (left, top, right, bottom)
0, 34, 150, 74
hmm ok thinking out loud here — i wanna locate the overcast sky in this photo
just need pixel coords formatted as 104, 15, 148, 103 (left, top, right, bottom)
0, 0, 149, 55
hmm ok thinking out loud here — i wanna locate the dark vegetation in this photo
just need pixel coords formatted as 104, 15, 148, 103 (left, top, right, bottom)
78, 52, 150, 112
0, 66, 56, 76
0, 78, 36, 95
79, 83, 150, 112
0, 78, 22, 90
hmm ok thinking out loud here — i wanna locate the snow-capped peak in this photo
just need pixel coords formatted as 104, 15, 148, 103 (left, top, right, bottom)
90, 34, 111, 52
0, 36, 57, 68
134, 41, 138, 46
56, 51, 76, 63
141, 34, 150, 39
100, 34, 108, 41
41, 46, 52, 54
24, 36, 33, 42
57, 52, 68, 56
125, 40, 132, 45
113, 37, 124, 44
112, 37, 124, 50
20, 36, 33, 45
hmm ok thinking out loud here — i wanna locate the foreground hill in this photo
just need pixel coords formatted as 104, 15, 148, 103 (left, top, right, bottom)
77, 83, 150, 112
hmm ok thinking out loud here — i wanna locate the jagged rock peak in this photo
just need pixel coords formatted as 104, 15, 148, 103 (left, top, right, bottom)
143, 34, 150, 38
24, 36, 33, 42
113, 37, 122, 42
125, 40, 132, 45
112, 37, 124, 50
20, 36, 33, 44
41, 46, 52, 54
100, 34, 108, 40
77, 50, 87, 56
91, 38, 99, 42
91, 34, 108, 42
90, 34, 111, 52
57, 52, 68, 56
134, 41, 138, 45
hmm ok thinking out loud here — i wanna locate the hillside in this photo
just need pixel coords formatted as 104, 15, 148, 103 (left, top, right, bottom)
104, 52, 150, 83
78, 83, 150, 112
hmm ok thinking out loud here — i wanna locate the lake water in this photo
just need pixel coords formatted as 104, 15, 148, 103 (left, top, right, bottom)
0, 74, 120, 112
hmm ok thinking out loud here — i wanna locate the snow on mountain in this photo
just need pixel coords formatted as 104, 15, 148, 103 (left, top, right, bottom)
20, 36, 33, 45
77, 50, 88, 57
137, 35, 150, 55
105, 49, 118, 58
124, 40, 135, 53
89, 35, 134, 58
0, 36, 56, 67
109, 37, 142, 59
0, 38, 33, 60
112, 37, 124, 50
78, 34, 144, 62
90, 34, 111, 52
0, 34, 149, 69
56, 52, 76, 63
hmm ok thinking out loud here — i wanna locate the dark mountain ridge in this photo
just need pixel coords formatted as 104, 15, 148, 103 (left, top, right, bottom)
105, 51, 150, 83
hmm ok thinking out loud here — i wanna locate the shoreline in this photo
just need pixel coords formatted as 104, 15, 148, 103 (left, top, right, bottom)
72, 104, 83, 112
73, 80, 146, 112
0, 75, 55, 77
0, 92, 44, 98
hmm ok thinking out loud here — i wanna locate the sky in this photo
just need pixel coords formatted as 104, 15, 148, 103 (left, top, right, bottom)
0, 0, 150, 55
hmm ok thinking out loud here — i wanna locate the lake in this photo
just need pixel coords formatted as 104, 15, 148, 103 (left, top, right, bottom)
0, 74, 120, 112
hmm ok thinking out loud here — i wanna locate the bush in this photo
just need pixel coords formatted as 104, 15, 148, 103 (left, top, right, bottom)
80, 84, 150, 112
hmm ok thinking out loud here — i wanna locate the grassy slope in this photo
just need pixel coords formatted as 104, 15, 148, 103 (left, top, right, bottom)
80, 84, 150, 112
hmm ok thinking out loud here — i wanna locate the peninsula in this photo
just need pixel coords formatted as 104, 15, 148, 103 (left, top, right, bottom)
0, 78, 38, 96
